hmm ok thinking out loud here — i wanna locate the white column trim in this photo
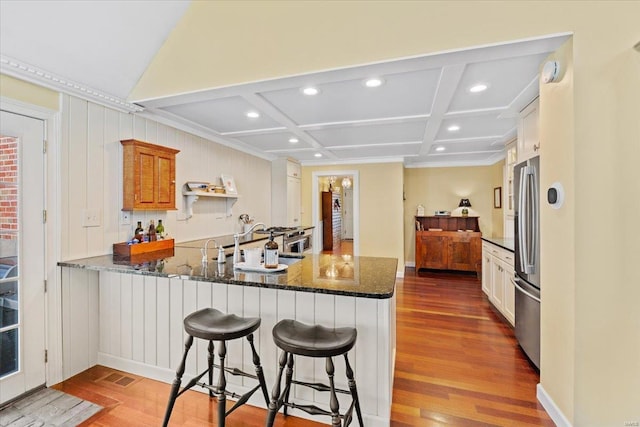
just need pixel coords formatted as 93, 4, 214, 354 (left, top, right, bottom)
537, 383, 572, 427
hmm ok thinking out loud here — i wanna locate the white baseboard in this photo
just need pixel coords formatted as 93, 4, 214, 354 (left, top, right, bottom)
97, 353, 390, 427
405, 261, 416, 268
537, 383, 572, 427
396, 270, 404, 278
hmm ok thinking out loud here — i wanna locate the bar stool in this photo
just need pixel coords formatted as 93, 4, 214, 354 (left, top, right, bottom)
265, 319, 363, 427
162, 308, 270, 427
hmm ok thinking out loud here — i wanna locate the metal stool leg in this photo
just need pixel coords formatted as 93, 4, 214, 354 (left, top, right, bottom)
326, 357, 341, 427
266, 350, 288, 427
207, 340, 215, 398
247, 333, 270, 405
162, 335, 194, 427
283, 353, 294, 415
345, 354, 363, 427
217, 340, 227, 427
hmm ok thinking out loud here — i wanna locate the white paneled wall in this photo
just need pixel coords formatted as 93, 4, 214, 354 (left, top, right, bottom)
59, 94, 272, 381
60, 94, 272, 261
96, 270, 394, 426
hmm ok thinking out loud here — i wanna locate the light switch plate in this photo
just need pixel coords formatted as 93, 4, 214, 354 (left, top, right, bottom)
82, 209, 101, 227
120, 211, 131, 226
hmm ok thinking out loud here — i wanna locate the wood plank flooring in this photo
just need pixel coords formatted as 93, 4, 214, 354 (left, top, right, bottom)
51, 268, 552, 426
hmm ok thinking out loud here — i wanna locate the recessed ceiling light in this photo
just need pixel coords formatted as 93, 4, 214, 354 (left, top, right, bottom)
314, 153, 322, 158
246, 111, 260, 118
469, 84, 488, 93
364, 77, 384, 88
289, 137, 299, 143
447, 125, 460, 132
302, 86, 319, 96
435, 146, 446, 152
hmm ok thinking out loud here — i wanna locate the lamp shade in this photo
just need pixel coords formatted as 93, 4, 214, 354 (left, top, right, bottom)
458, 198, 472, 208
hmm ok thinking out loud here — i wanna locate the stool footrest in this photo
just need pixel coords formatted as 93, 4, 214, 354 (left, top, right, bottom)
284, 402, 334, 417
291, 379, 350, 395
213, 363, 259, 380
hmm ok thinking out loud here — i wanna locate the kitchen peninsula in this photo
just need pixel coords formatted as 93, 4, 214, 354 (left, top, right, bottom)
59, 238, 397, 427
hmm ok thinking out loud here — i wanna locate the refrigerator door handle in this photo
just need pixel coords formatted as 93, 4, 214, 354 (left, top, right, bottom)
528, 165, 539, 273
513, 278, 541, 303
517, 166, 529, 273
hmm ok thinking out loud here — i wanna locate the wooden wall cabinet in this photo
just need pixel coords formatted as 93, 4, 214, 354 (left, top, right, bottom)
121, 139, 179, 211
415, 216, 482, 273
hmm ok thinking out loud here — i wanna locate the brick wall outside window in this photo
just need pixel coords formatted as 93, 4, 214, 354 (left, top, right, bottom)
0, 137, 18, 241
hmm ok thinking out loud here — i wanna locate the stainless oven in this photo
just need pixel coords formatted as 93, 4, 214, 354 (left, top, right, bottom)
263, 227, 313, 254
283, 229, 312, 254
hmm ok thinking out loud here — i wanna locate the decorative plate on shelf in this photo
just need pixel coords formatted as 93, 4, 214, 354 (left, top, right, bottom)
221, 174, 237, 195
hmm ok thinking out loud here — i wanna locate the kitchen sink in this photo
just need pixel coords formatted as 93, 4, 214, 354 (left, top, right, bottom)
278, 256, 304, 266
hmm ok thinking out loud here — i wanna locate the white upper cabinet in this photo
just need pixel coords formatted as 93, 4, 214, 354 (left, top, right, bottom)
272, 158, 301, 226
517, 97, 540, 163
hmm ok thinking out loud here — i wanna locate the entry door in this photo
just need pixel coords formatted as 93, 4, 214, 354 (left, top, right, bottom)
0, 111, 46, 403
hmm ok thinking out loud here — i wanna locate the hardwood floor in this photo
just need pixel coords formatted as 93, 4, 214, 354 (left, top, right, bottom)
51, 268, 552, 426
321, 239, 353, 255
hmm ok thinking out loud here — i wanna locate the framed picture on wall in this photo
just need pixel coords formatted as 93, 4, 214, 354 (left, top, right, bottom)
221, 174, 238, 195
494, 187, 502, 209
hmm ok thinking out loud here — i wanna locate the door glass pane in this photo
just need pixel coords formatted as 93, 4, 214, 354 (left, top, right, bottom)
0, 135, 19, 378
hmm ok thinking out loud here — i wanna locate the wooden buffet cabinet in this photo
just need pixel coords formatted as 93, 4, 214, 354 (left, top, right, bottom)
415, 216, 482, 273
121, 139, 179, 211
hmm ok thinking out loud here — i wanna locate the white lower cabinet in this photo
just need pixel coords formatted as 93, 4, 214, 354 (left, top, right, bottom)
481, 242, 515, 326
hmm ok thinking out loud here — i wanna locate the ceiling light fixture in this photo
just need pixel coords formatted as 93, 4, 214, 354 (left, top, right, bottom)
364, 78, 384, 88
435, 146, 446, 152
447, 125, 460, 132
246, 111, 260, 118
302, 86, 319, 96
314, 153, 322, 158
289, 137, 299, 143
469, 84, 488, 93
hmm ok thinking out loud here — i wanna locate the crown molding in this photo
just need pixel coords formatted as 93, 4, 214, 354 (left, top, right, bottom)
1, 55, 143, 113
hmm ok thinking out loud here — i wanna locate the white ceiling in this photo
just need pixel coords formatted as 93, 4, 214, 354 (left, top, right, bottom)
0, 1, 569, 167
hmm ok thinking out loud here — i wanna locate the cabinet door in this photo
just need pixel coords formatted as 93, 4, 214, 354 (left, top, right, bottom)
417, 233, 448, 270
481, 250, 492, 296
137, 149, 156, 206
503, 265, 515, 326
156, 152, 176, 209
490, 257, 505, 309
448, 233, 480, 272
287, 176, 301, 226
517, 98, 539, 162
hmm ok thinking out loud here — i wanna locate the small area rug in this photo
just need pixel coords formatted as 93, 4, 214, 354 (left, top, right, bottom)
0, 387, 102, 426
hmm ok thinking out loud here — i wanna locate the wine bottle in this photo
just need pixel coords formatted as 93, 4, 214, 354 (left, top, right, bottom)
156, 220, 164, 238
148, 220, 157, 242
134, 221, 144, 242
264, 231, 279, 269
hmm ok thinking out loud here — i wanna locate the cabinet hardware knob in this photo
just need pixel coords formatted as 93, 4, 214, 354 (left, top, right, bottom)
534, 144, 540, 151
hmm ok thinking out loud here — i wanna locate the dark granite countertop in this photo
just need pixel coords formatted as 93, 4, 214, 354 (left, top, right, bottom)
481, 237, 515, 252
58, 243, 396, 299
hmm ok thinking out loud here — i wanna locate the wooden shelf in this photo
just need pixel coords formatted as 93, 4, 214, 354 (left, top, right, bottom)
181, 185, 240, 218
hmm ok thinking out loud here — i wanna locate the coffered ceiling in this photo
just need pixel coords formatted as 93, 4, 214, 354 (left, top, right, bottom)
0, 1, 569, 167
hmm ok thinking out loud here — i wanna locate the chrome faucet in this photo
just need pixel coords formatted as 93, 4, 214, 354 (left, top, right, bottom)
201, 238, 228, 264
233, 222, 266, 265
201, 239, 217, 264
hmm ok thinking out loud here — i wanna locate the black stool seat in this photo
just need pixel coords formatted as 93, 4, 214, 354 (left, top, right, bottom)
184, 308, 260, 341
272, 319, 357, 358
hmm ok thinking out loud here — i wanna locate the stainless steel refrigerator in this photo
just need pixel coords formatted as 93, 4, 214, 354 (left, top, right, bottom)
514, 155, 541, 369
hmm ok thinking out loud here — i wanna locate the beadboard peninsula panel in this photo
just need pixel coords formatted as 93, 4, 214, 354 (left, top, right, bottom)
96, 272, 394, 426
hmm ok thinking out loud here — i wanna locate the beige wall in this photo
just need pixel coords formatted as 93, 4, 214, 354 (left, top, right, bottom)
490, 160, 505, 237
403, 165, 500, 264
539, 37, 576, 424
0, 74, 59, 110
301, 163, 404, 274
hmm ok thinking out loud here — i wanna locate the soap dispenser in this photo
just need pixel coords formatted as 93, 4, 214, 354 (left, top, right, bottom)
264, 231, 279, 269
217, 245, 226, 264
